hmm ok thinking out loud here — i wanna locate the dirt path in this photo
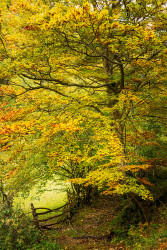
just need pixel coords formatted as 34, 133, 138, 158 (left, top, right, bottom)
50, 196, 126, 249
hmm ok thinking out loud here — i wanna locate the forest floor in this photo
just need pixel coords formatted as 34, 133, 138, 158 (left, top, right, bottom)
43, 195, 167, 250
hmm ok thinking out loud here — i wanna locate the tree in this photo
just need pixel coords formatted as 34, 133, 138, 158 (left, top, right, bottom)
0, 0, 166, 206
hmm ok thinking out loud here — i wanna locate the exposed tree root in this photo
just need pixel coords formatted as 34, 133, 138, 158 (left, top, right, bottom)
74, 232, 114, 240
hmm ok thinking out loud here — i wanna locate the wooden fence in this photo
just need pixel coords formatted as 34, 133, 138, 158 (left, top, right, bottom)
30, 192, 76, 230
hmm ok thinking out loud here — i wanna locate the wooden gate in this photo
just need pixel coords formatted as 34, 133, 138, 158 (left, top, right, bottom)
30, 192, 75, 229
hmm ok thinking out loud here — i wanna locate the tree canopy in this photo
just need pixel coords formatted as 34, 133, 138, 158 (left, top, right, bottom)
0, 0, 166, 201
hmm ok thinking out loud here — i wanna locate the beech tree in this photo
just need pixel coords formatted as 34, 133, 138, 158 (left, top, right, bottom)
0, 0, 166, 206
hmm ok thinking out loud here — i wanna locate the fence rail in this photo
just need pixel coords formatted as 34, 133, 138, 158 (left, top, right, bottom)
30, 192, 76, 230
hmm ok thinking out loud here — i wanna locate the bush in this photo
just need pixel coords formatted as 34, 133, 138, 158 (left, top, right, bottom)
0, 204, 41, 249
0, 204, 62, 250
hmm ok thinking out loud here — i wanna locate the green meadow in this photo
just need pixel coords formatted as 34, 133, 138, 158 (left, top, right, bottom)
14, 179, 69, 220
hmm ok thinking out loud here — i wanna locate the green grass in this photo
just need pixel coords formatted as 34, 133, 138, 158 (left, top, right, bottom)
14, 179, 68, 218
14, 179, 70, 228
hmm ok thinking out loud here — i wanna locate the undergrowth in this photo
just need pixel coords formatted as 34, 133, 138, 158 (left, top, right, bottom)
0, 204, 62, 250
110, 201, 167, 249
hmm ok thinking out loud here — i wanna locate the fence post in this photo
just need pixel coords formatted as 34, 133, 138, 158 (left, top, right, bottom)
31, 203, 40, 229
67, 191, 71, 219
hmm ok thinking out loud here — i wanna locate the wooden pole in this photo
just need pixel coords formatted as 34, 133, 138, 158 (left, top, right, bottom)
67, 191, 71, 219
31, 203, 40, 229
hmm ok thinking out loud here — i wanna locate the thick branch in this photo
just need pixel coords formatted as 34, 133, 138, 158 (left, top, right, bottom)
21, 74, 109, 89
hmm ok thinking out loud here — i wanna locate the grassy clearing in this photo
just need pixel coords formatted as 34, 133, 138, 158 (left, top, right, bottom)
14, 179, 70, 228
14, 179, 68, 220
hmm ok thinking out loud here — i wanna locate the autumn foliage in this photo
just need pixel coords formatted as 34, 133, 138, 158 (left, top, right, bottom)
0, 0, 166, 202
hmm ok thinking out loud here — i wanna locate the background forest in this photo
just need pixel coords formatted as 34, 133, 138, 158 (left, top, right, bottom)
0, 0, 167, 249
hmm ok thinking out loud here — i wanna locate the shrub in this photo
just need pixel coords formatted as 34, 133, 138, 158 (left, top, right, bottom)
0, 204, 62, 249
0, 204, 42, 249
